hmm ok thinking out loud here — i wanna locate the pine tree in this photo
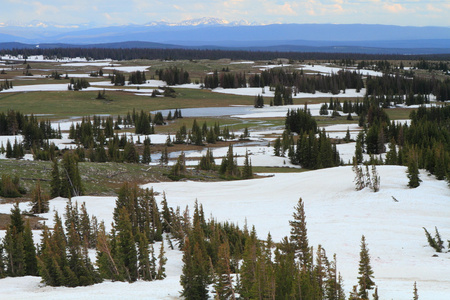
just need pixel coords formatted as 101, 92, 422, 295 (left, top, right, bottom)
30, 180, 50, 214
413, 281, 419, 300
242, 150, 253, 179
385, 138, 397, 165
407, 150, 421, 188
214, 242, 236, 299
357, 235, 375, 299
160, 147, 169, 165
156, 240, 167, 280
373, 286, 379, 300
355, 132, 364, 164
96, 223, 121, 280
289, 198, 311, 269
137, 232, 152, 281
352, 159, 365, 191
142, 140, 151, 164
371, 165, 380, 192
23, 220, 38, 275
116, 207, 138, 282
180, 214, 211, 300
60, 153, 83, 198
4, 203, 25, 276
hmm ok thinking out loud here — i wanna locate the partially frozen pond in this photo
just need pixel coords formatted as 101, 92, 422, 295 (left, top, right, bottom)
156, 106, 253, 117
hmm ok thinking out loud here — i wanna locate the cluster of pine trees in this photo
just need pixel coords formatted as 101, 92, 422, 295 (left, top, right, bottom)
203, 70, 247, 89
0, 110, 60, 142
0, 78, 13, 91
0, 139, 24, 159
97, 183, 168, 282
173, 120, 235, 146
0, 204, 39, 278
272, 84, 293, 106
273, 108, 341, 169
218, 145, 253, 179
254, 94, 264, 108
414, 60, 449, 72
352, 162, 380, 192
128, 70, 147, 84
248, 68, 364, 94
365, 73, 450, 102
354, 103, 450, 187
203, 68, 364, 95
0, 183, 171, 286
67, 78, 90, 91
178, 197, 379, 299
110, 71, 126, 86
50, 152, 83, 198
0, 182, 384, 298
155, 67, 190, 85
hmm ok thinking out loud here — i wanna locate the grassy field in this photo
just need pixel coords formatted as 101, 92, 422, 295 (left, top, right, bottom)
0, 159, 229, 199
0, 88, 255, 119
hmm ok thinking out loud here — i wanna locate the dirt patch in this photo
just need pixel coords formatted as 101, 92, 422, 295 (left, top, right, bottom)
0, 212, 47, 230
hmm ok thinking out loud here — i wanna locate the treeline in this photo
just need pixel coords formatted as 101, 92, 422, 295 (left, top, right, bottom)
354, 104, 450, 186
203, 71, 246, 89
248, 69, 364, 94
365, 73, 450, 102
204, 69, 364, 95
414, 59, 449, 72
0, 109, 185, 165
2, 47, 450, 61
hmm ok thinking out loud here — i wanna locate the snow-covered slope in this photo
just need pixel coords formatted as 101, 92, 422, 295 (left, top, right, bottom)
144, 166, 450, 299
0, 166, 448, 299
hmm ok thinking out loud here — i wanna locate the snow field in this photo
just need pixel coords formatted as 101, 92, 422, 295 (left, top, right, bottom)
144, 166, 450, 300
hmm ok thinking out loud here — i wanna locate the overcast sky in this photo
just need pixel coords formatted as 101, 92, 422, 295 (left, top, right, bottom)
1, 0, 449, 27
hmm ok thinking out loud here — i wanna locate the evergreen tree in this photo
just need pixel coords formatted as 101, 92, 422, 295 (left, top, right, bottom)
355, 132, 364, 164
180, 213, 211, 300
142, 139, 151, 164
60, 152, 83, 198
117, 207, 138, 282
385, 138, 397, 165
241, 150, 253, 179
219, 144, 240, 178
413, 281, 419, 300
23, 220, 38, 275
371, 165, 380, 192
357, 235, 375, 299
50, 160, 61, 196
156, 240, 167, 280
407, 151, 421, 188
289, 198, 311, 269
3, 203, 25, 276
198, 148, 215, 171
30, 180, 50, 214
137, 232, 153, 280
214, 242, 236, 299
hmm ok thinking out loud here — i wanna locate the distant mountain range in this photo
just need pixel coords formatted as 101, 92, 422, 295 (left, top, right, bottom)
0, 19, 449, 54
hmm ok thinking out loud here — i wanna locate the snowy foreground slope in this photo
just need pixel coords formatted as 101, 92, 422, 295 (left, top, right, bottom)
1, 166, 449, 299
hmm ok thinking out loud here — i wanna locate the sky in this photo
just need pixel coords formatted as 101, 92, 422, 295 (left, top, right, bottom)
1, 0, 450, 28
